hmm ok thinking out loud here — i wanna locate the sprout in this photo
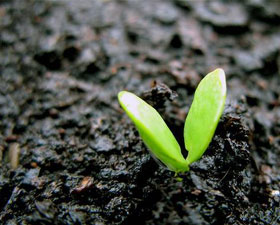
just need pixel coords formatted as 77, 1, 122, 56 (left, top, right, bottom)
118, 68, 226, 173
118, 91, 189, 173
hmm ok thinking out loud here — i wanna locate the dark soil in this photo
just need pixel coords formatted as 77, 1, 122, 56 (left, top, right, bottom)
1, 0, 280, 224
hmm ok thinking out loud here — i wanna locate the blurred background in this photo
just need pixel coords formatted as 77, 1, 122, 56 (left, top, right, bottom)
0, 0, 280, 224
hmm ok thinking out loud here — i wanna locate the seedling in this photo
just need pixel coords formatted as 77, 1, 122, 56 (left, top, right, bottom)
118, 68, 226, 173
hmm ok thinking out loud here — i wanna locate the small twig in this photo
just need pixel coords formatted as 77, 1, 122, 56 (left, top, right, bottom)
219, 167, 231, 184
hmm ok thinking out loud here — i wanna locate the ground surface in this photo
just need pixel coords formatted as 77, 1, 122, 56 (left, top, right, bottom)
0, 0, 280, 224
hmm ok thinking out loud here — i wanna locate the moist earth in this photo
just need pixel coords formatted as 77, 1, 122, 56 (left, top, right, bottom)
0, 0, 280, 224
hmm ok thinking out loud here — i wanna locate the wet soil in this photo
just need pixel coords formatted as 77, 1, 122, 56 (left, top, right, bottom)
0, 0, 280, 224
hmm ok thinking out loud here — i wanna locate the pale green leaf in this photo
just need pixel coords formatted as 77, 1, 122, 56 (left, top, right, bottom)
184, 68, 226, 164
118, 91, 189, 172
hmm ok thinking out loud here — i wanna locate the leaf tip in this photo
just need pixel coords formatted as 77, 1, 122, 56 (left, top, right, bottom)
118, 91, 127, 101
213, 68, 226, 96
